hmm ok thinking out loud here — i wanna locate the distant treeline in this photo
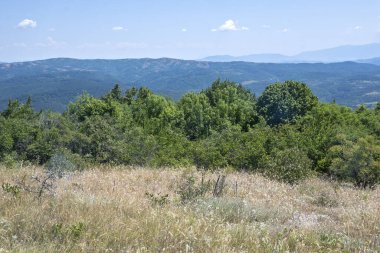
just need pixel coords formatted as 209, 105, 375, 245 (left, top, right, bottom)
0, 79, 379, 187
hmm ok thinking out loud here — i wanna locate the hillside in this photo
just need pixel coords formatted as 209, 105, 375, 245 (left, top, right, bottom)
1, 58, 380, 111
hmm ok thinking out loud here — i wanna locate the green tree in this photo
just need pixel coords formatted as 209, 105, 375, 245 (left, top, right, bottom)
257, 80, 318, 126
179, 92, 212, 140
203, 79, 258, 131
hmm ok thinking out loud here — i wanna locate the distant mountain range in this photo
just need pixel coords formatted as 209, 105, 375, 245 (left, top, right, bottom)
201, 43, 380, 63
0, 58, 379, 111
358, 57, 380, 65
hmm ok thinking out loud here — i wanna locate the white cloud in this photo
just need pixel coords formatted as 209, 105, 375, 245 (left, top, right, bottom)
261, 24, 271, 29
112, 26, 126, 31
212, 19, 248, 32
219, 19, 238, 31
354, 25, 362, 30
181, 28, 187, 32
48, 28, 56, 32
17, 19, 37, 28
282, 28, 289, 33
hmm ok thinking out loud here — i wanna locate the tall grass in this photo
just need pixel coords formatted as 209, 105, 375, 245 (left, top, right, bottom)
0, 165, 379, 252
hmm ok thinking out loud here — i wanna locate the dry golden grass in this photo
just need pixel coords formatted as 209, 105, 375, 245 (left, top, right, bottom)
0, 165, 379, 252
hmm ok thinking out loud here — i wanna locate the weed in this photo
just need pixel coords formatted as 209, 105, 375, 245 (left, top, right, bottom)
176, 172, 212, 203
145, 192, 169, 207
312, 191, 339, 208
16, 172, 56, 199
2, 183, 21, 197
69, 222, 86, 239
196, 197, 257, 223
51, 222, 86, 240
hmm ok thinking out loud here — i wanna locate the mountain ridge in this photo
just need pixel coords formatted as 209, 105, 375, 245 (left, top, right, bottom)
200, 43, 380, 63
0, 58, 379, 111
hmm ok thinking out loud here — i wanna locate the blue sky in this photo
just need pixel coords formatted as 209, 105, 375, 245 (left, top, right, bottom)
0, 0, 379, 62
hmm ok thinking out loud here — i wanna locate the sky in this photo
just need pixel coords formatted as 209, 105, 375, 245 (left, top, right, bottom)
0, 0, 380, 62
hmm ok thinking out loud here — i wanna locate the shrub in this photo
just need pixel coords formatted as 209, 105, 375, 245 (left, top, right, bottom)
327, 134, 380, 189
1, 153, 19, 169
2, 182, 21, 197
46, 149, 86, 178
176, 172, 212, 203
264, 148, 313, 184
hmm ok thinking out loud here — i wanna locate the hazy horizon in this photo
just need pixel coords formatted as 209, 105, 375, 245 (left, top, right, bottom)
1, 0, 380, 62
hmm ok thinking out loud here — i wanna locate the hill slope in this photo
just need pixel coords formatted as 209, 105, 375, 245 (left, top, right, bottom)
0, 58, 379, 111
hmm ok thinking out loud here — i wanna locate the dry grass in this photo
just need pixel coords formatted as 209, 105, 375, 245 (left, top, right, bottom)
0, 165, 379, 252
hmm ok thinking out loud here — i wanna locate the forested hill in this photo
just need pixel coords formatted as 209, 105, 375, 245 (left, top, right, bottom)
0, 58, 380, 111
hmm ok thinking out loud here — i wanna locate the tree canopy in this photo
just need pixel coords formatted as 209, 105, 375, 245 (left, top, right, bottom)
1, 79, 379, 187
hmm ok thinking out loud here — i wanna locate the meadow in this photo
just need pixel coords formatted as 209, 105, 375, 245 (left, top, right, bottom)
1, 166, 379, 252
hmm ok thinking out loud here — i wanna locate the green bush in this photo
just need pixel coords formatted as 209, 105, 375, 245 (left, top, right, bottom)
264, 148, 313, 184
327, 134, 380, 189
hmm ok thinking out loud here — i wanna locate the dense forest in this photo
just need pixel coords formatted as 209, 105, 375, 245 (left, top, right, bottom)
1, 79, 379, 187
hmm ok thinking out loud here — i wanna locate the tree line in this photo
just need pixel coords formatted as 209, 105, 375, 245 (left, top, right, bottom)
0, 79, 379, 187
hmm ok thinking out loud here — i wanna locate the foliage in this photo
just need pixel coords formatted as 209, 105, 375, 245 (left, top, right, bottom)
0, 80, 378, 187
257, 80, 318, 126
2, 182, 21, 197
264, 148, 313, 184
326, 134, 380, 188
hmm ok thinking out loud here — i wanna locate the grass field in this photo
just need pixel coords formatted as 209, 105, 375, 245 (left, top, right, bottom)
0, 166, 379, 252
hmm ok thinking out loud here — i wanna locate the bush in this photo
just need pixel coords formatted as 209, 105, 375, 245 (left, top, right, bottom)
264, 148, 313, 184
0, 153, 19, 169
176, 171, 212, 203
327, 134, 380, 189
46, 150, 87, 177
